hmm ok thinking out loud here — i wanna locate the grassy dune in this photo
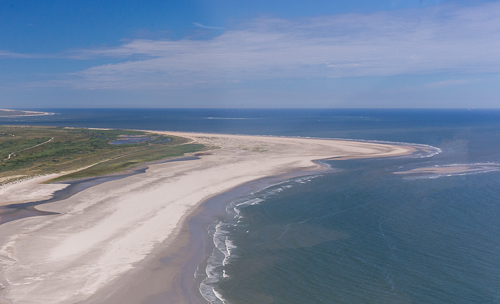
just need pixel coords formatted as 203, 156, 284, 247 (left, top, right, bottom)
0, 126, 205, 183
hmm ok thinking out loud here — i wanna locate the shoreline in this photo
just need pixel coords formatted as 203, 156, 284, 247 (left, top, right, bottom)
0, 131, 433, 304
182, 167, 332, 304
83, 164, 331, 304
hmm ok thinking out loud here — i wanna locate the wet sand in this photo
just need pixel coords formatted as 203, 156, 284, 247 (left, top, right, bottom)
84, 169, 322, 304
0, 169, 147, 225
0, 132, 424, 304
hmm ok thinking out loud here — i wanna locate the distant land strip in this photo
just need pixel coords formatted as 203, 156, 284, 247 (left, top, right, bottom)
0, 109, 54, 117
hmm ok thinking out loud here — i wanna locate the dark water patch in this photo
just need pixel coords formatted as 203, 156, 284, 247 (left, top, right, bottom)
0, 206, 58, 224
0, 169, 146, 225
109, 135, 155, 145
153, 138, 172, 144
158, 156, 200, 164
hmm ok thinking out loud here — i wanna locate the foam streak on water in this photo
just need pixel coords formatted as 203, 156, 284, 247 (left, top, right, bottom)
199, 175, 320, 304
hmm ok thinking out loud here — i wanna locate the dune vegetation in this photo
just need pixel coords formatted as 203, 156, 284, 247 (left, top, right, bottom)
0, 126, 205, 183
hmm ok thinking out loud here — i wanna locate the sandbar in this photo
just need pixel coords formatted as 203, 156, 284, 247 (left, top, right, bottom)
394, 163, 500, 176
0, 131, 425, 303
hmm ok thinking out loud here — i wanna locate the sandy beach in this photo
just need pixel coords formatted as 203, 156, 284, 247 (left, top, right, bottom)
0, 132, 422, 304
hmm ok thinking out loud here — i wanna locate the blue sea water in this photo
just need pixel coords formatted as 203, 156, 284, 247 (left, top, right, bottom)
3, 108, 500, 303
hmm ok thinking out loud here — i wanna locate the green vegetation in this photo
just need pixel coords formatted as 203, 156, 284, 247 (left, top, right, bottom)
0, 126, 205, 183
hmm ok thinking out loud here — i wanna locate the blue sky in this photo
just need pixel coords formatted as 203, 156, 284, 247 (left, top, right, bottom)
1, 0, 500, 108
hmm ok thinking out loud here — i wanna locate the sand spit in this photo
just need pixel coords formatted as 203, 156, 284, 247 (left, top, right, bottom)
0, 109, 54, 117
394, 163, 500, 176
0, 132, 419, 304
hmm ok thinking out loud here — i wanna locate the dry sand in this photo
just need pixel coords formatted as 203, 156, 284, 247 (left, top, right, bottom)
0, 132, 419, 304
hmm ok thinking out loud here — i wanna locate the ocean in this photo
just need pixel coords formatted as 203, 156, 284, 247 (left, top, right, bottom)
2, 108, 500, 303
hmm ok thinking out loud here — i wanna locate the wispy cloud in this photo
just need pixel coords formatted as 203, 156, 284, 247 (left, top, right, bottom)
193, 22, 225, 30
0, 51, 54, 59
424, 79, 473, 88
13, 2, 500, 89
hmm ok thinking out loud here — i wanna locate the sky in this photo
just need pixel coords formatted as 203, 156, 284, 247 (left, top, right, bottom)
1, 0, 500, 108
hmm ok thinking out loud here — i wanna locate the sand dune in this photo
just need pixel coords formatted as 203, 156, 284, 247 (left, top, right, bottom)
0, 132, 420, 303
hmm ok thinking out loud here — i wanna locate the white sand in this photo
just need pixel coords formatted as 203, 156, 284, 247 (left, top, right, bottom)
0, 132, 416, 303
0, 175, 68, 206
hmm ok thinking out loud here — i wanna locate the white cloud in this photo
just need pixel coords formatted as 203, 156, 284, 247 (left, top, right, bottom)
26, 2, 500, 89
